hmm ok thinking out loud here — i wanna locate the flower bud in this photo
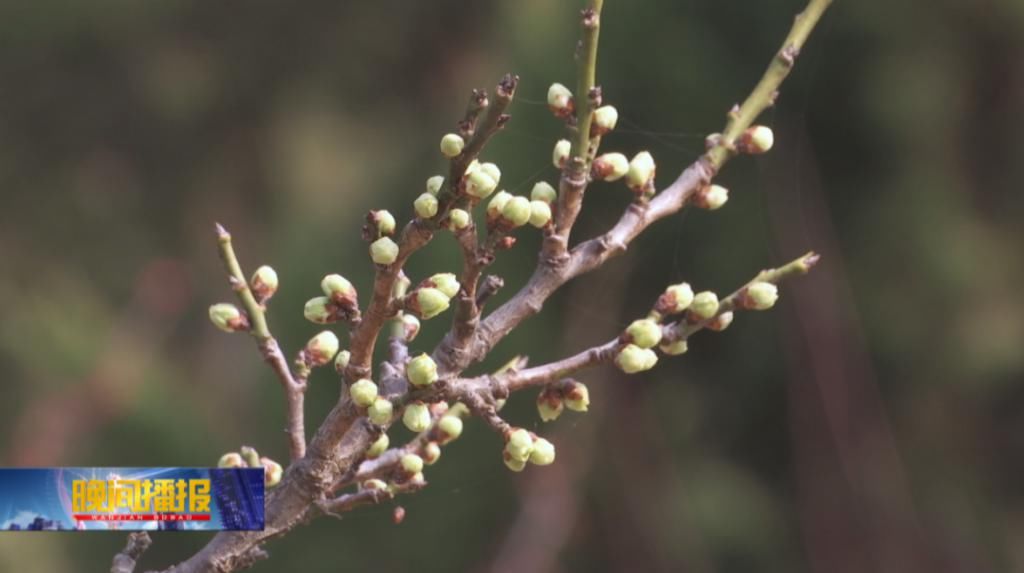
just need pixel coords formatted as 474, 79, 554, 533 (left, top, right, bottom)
530, 181, 557, 204
362, 478, 388, 491
397, 453, 423, 476
625, 151, 656, 192
501, 196, 532, 227
528, 200, 552, 228
592, 152, 629, 181
694, 184, 729, 210
658, 282, 694, 314
400, 314, 421, 342
437, 414, 464, 443
261, 457, 283, 488
250, 265, 279, 301
689, 291, 720, 320
349, 379, 379, 408
321, 274, 357, 304
414, 287, 450, 319
366, 433, 389, 459
503, 451, 527, 472
305, 330, 340, 366
465, 167, 498, 198
564, 382, 590, 412
505, 428, 534, 462
393, 271, 412, 299
367, 397, 394, 425
615, 344, 659, 374
707, 311, 734, 332
403, 401, 432, 433
406, 353, 438, 387
465, 159, 480, 175
625, 318, 662, 349
487, 190, 512, 220
426, 175, 445, 195
370, 210, 396, 236
552, 139, 571, 168
218, 452, 245, 468
426, 273, 460, 299
209, 303, 246, 333
440, 133, 465, 158
447, 208, 471, 231
547, 83, 574, 118
423, 442, 442, 465
239, 446, 261, 469
738, 125, 774, 154
334, 349, 351, 373
369, 237, 400, 265
480, 162, 501, 184
537, 389, 564, 422
528, 437, 556, 466
591, 105, 618, 135
414, 193, 439, 219
303, 296, 333, 324
660, 339, 689, 356
743, 282, 779, 310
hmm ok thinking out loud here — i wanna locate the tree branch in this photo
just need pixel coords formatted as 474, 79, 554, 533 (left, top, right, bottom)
111, 532, 151, 573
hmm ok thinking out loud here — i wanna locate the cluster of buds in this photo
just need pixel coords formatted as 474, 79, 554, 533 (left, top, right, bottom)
405, 273, 460, 319
208, 303, 249, 333
547, 83, 574, 119
304, 273, 361, 324
503, 428, 555, 472
462, 160, 502, 199
486, 191, 552, 230
536, 379, 590, 422
693, 184, 729, 210
625, 151, 656, 200
217, 446, 283, 488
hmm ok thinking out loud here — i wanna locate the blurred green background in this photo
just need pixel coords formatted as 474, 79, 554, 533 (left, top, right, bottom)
1, 0, 1023, 571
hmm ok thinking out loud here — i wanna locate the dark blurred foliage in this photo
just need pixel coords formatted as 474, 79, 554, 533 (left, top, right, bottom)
1, 0, 1023, 571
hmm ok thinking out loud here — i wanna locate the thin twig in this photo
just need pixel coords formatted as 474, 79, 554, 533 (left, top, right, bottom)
110, 532, 151, 573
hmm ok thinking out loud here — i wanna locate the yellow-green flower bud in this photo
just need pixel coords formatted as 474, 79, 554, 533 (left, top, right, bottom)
400, 453, 424, 475
480, 162, 501, 184
447, 208, 471, 231
426, 175, 445, 195
689, 291, 720, 320
592, 105, 619, 135
529, 200, 552, 228
261, 457, 283, 488
615, 344, 658, 374
367, 397, 393, 425
250, 265, 279, 301
744, 282, 779, 310
403, 401, 432, 433
437, 414, 463, 443
501, 196, 532, 227
305, 330, 340, 366
465, 167, 498, 198
303, 296, 332, 324
366, 433, 389, 459
362, 478, 388, 491
659, 282, 694, 314
695, 184, 729, 210
708, 311, 734, 332
349, 379, 379, 408
592, 152, 629, 181
428, 273, 460, 298
564, 382, 590, 412
406, 353, 438, 387
321, 274, 356, 305
414, 192, 439, 219
464, 159, 480, 175
739, 125, 774, 154
239, 446, 261, 469
218, 452, 245, 468
625, 318, 662, 349
530, 181, 557, 204
400, 314, 421, 342
371, 210, 396, 236
369, 237, 400, 265
414, 287, 450, 319
660, 339, 688, 356
487, 190, 512, 220
537, 390, 564, 422
209, 303, 246, 332
625, 151, 656, 191
505, 428, 534, 462
547, 83, 574, 117
528, 437, 556, 466
334, 349, 351, 373
552, 139, 571, 168
440, 133, 465, 158
503, 451, 527, 472
423, 441, 441, 465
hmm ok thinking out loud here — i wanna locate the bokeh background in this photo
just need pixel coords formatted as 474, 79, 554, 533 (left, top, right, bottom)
1, 0, 1023, 571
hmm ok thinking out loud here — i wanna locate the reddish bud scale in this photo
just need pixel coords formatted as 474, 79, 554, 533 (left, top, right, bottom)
497, 236, 517, 250
393, 506, 406, 525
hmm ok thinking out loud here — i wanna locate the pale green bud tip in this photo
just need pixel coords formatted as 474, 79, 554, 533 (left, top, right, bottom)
552, 139, 571, 169
426, 175, 445, 195
239, 446, 261, 468
349, 379, 379, 408
660, 339, 689, 356
565, 382, 590, 412
480, 162, 502, 184
537, 393, 564, 422
414, 192, 439, 219
437, 414, 464, 443
415, 287, 451, 319
504, 452, 527, 472
745, 282, 779, 310
592, 105, 619, 135
626, 318, 663, 349
403, 401, 432, 433
487, 190, 512, 218
369, 237, 400, 265
592, 153, 629, 181
625, 151, 656, 191
334, 349, 351, 373
505, 428, 534, 462
547, 83, 573, 115
690, 291, 720, 320
400, 453, 424, 475
440, 133, 465, 158
251, 265, 279, 299
209, 303, 245, 332
406, 353, 439, 387
400, 314, 421, 342
502, 196, 532, 227
367, 397, 394, 425
529, 438, 556, 466
372, 210, 396, 235
366, 433, 389, 459
708, 311, 734, 332
697, 184, 729, 210
306, 330, 340, 366
423, 442, 442, 465
321, 273, 356, 301
741, 125, 774, 154
447, 208, 471, 231
615, 344, 659, 374
660, 283, 694, 314
362, 478, 388, 491
529, 200, 553, 228
530, 181, 557, 204
429, 273, 460, 298
303, 296, 332, 324
217, 452, 245, 468
261, 457, 283, 488
465, 167, 498, 198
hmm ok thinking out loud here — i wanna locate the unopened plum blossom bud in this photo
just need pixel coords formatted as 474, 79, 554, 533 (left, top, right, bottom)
218, 452, 245, 468
334, 349, 351, 373
694, 184, 729, 210
592, 152, 629, 181
414, 193, 439, 219
529, 438, 556, 466
362, 478, 387, 491
502, 196, 532, 227
547, 83, 574, 118
437, 414, 463, 443
240, 446, 261, 469
406, 353, 438, 387
440, 133, 465, 158
480, 162, 501, 183
403, 401, 432, 433
366, 433, 389, 459
305, 330, 339, 366
738, 125, 774, 154
564, 381, 590, 412
626, 318, 662, 349
427, 273, 460, 298
426, 175, 445, 195
487, 190, 512, 220
370, 210, 396, 236
529, 200, 552, 228
552, 139, 571, 168
530, 181, 557, 204
400, 314, 421, 342
689, 291, 720, 320
660, 339, 689, 356
321, 274, 357, 305
400, 453, 424, 475
447, 208, 471, 231
625, 151, 656, 192
591, 105, 618, 136
505, 428, 534, 462
303, 296, 332, 324
369, 237, 399, 265
250, 265, 279, 301
349, 379, 379, 408
464, 167, 498, 199
743, 282, 779, 310
423, 442, 441, 465
367, 397, 394, 425
658, 282, 694, 314
707, 311, 734, 332
615, 344, 659, 374
261, 457, 283, 488
209, 303, 247, 333
414, 287, 450, 319
393, 271, 412, 299
504, 451, 527, 472
537, 389, 564, 422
